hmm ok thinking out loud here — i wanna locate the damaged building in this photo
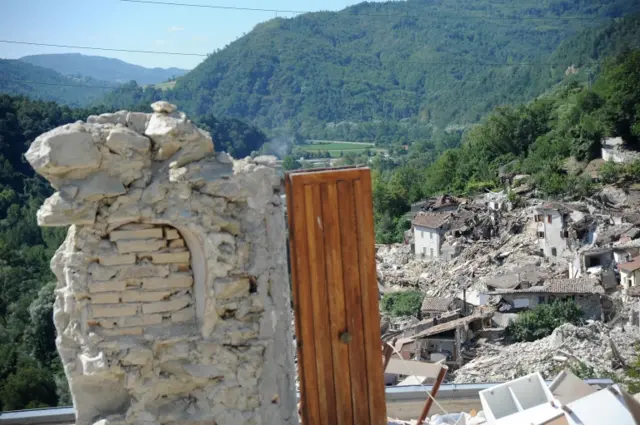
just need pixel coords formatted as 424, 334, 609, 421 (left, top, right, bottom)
483, 277, 606, 320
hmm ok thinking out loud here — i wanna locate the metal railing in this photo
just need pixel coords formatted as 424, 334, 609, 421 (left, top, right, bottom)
0, 379, 615, 424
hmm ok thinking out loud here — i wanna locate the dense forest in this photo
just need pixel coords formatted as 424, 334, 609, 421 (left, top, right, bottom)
98, 9, 640, 144
371, 49, 640, 243
168, 2, 640, 138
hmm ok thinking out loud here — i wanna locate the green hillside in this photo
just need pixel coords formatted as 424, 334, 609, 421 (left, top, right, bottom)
20, 53, 188, 85
0, 59, 115, 107
164, 0, 640, 138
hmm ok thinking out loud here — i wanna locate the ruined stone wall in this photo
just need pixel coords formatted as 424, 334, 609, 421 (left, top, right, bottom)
26, 102, 296, 425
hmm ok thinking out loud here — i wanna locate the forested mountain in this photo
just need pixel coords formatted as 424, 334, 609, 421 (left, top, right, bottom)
0, 59, 115, 107
20, 54, 188, 85
162, 0, 640, 138
372, 49, 640, 243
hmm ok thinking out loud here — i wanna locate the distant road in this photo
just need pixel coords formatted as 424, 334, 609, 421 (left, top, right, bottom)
306, 139, 374, 146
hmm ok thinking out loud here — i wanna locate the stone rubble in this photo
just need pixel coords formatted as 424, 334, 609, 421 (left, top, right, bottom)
378, 190, 640, 385
453, 321, 640, 383
27, 102, 296, 425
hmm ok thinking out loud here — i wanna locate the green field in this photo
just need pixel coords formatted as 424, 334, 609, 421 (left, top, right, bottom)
297, 141, 384, 157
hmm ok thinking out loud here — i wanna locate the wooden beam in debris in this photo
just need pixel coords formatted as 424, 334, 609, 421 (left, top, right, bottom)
286, 167, 387, 425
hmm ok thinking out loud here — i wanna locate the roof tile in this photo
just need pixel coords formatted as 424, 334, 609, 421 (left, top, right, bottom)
412, 212, 451, 229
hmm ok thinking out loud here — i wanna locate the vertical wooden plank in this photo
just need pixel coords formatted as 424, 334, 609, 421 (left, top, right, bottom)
353, 172, 388, 424
304, 183, 338, 425
286, 176, 321, 425
337, 179, 371, 425
288, 168, 386, 425
321, 182, 354, 425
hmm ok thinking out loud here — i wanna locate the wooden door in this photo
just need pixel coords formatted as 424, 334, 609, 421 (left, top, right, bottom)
285, 167, 386, 425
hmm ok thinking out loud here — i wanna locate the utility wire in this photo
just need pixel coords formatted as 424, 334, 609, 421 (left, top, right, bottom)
0, 78, 121, 89
0, 39, 207, 57
118, 0, 620, 21
0, 39, 603, 67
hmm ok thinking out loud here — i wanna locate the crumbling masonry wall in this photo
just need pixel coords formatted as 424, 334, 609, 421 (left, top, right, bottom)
26, 102, 296, 425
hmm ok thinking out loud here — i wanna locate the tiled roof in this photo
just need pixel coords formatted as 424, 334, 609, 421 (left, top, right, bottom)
536, 202, 572, 214
485, 278, 604, 296
481, 267, 542, 290
413, 312, 490, 339
620, 256, 640, 273
412, 212, 451, 229
420, 297, 454, 312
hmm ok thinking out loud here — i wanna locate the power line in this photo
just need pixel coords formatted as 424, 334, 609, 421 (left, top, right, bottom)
0, 78, 121, 89
118, 0, 619, 21
0, 38, 603, 67
120, 0, 305, 14
0, 40, 207, 57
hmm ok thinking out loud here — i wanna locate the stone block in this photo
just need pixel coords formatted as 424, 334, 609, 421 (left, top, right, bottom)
141, 296, 191, 314
121, 290, 171, 303
168, 238, 185, 248
88, 263, 118, 281
172, 306, 196, 323
100, 327, 144, 337
119, 264, 170, 279
91, 293, 121, 304
118, 223, 156, 230
99, 254, 136, 266
89, 280, 127, 293
106, 127, 151, 156
214, 277, 250, 300
109, 228, 164, 241
99, 314, 163, 329
150, 251, 190, 264
142, 274, 193, 290
170, 264, 191, 273
92, 304, 138, 318
164, 228, 180, 240
122, 347, 153, 366
116, 239, 167, 254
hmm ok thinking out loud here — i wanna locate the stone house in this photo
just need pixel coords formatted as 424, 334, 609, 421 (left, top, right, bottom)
412, 212, 450, 259
483, 278, 605, 320
620, 257, 640, 290
533, 203, 571, 258
569, 248, 618, 290
408, 313, 491, 367
601, 136, 640, 163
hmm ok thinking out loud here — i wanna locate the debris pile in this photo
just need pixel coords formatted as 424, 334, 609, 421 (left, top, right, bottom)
453, 321, 639, 383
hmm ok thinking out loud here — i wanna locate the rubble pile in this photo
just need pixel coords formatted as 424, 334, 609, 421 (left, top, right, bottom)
453, 321, 640, 383
377, 207, 567, 302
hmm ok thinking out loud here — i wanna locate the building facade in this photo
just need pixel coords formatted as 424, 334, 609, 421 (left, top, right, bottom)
412, 212, 450, 259
533, 204, 570, 258
620, 257, 640, 290
484, 278, 605, 320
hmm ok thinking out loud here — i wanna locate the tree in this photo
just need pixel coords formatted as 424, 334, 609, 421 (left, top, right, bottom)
282, 155, 301, 170
506, 300, 582, 342
381, 291, 425, 317
0, 367, 58, 410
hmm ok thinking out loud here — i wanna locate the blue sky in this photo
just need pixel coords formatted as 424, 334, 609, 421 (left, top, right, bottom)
1, 0, 385, 70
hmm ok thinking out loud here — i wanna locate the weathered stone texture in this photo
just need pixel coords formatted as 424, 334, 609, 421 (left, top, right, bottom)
28, 103, 295, 425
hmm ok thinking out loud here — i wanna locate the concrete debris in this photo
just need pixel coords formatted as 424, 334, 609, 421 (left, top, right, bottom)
378, 187, 640, 397
453, 321, 639, 383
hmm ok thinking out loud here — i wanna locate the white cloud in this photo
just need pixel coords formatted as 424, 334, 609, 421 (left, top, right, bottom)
169, 26, 184, 32
192, 35, 209, 42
